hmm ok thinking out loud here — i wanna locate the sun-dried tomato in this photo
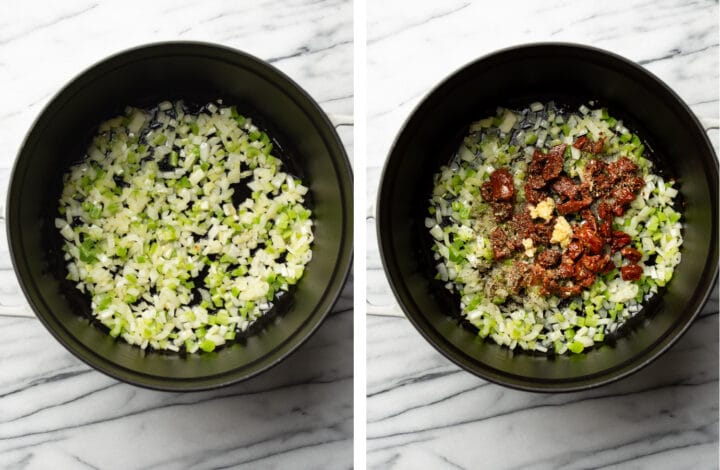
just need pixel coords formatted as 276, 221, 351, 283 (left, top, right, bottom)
573, 136, 589, 150
532, 221, 554, 245
612, 186, 635, 207
620, 246, 642, 263
542, 144, 566, 181
557, 258, 576, 278
537, 249, 562, 268
599, 220, 612, 239
607, 157, 638, 175
525, 185, 546, 205
491, 201, 514, 222
557, 197, 593, 215
597, 201, 613, 221
581, 209, 598, 232
580, 254, 605, 273
621, 264, 643, 281
574, 264, 597, 287
551, 176, 579, 200
559, 284, 583, 298
573, 135, 605, 154
526, 174, 546, 190
565, 241, 583, 260
591, 137, 606, 154
611, 231, 632, 251
576, 225, 604, 254
600, 257, 616, 274
482, 168, 516, 203
490, 227, 512, 261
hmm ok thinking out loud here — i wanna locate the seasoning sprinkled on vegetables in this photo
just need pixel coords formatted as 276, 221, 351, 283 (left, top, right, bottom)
428, 102, 683, 354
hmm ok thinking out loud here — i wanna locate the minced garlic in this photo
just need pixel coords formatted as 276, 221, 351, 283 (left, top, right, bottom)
529, 197, 555, 222
521, 237, 536, 258
550, 216, 573, 248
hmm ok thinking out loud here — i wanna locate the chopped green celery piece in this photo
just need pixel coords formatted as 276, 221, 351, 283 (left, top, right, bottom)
633, 144, 645, 157
79, 239, 98, 263
620, 133, 632, 143
109, 322, 122, 338
153, 134, 167, 145
575, 316, 585, 327
97, 295, 112, 310
564, 328, 576, 340
247, 147, 260, 158
105, 202, 121, 215
568, 341, 585, 354
217, 311, 230, 325
524, 133, 538, 145
561, 123, 571, 136
248, 130, 262, 141
199, 339, 216, 352
231, 286, 240, 297
169, 151, 179, 167
177, 176, 192, 189
115, 246, 128, 258
81, 201, 102, 219
231, 266, 248, 277
466, 296, 483, 311
219, 254, 235, 264
593, 333, 605, 342
299, 208, 312, 220
606, 117, 617, 127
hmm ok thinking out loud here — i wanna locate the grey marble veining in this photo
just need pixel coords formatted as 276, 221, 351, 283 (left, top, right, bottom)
367, 0, 719, 468
0, 0, 353, 468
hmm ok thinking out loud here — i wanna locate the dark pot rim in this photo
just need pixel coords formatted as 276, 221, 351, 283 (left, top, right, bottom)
377, 41, 718, 392
7, 41, 353, 391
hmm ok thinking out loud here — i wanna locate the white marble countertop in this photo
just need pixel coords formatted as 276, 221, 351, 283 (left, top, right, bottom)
367, 1, 719, 469
0, 1, 353, 468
